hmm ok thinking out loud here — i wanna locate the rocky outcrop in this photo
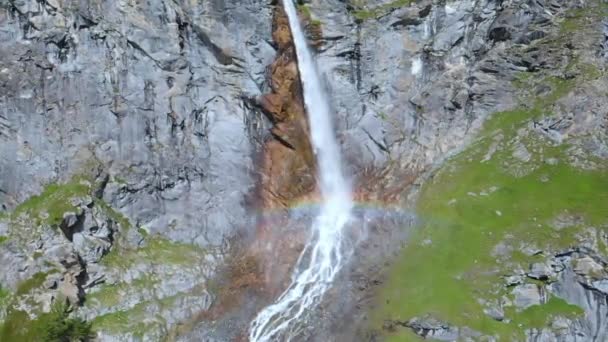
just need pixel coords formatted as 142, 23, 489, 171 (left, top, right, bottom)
1, 0, 607, 340
297, 0, 608, 340
258, 6, 316, 210
0, 0, 275, 339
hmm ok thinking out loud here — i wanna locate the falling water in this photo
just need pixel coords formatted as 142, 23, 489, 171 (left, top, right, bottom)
249, 0, 353, 340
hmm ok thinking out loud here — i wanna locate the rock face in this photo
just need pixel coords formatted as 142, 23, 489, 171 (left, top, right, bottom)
1, 0, 607, 341
0, 0, 272, 247
258, 6, 316, 210
0, 0, 275, 340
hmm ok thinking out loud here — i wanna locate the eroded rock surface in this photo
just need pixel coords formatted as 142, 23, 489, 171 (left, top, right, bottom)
1, 0, 608, 341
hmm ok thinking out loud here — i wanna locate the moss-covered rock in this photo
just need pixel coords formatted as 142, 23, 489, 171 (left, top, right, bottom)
370, 4, 608, 339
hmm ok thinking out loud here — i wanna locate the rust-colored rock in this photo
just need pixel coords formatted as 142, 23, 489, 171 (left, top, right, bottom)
259, 6, 316, 210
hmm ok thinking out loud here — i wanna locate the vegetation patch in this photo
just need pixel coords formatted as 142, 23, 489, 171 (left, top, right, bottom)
10, 182, 91, 227
16, 272, 50, 296
0, 285, 10, 312
90, 289, 201, 339
94, 200, 132, 231
297, 3, 324, 47
0, 301, 93, 342
371, 8, 608, 339
85, 274, 159, 309
101, 235, 205, 269
351, 0, 414, 21
372, 97, 607, 340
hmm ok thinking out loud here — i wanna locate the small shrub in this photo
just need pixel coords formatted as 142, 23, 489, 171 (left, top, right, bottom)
0, 300, 94, 342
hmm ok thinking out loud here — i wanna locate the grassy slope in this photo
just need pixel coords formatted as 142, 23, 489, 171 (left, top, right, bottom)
0, 177, 208, 339
351, 0, 414, 20
371, 6, 608, 341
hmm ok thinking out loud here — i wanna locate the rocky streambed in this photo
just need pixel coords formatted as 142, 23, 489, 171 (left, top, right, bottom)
1, 0, 608, 341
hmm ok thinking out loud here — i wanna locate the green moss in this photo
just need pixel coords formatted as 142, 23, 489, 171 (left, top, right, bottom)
11, 182, 90, 227
371, 8, 608, 337
137, 227, 149, 238
297, 3, 311, 18
377, 112, 389, 121
0, 285, 10, 311
374, 111, 606, 339
16, 272, 49, 296
112, 176, 127, 185
101, 235, 204, 269
352, 0, 414, 21
95, 200, 131, 231
85, 275, 159, 309
0, 236, 7, 244
0, 302, 93, 342
91, 299, 166, 338
92, 309, 130, 333
85, 285, 122, 308
510, 297, 584, 328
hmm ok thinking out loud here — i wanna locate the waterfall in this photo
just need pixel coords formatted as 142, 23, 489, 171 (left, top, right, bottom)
249, 0, 353, 340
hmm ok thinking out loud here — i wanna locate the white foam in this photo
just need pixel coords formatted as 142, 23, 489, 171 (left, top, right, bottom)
249, 0, 353, 340
411, 57, 423, 76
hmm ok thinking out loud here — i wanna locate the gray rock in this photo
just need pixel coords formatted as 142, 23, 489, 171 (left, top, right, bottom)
512, 142, 532, 162
573, 256, 604, 276
62, 212, 79, 229
72, 233, 110, 264
512, 284, 544, 310
484, 305, 504, 321
405, 316, 460, 341
548, 256, 608, 342
527, 262, 554, 280
505, 274, 524, 287
590, 280, 608, 295
1, 0, 607, 340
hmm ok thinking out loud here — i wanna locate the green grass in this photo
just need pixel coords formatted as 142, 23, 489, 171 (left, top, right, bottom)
101, 235, 204, 269
90, 292, 183, 338
95, 200, 132, 231
373, 105, 607, 339
0, 285, 10, 311
297, 3, 311, 18
92, 309, 164, 339
11, 182, 90, 227
16, 272, 49, 296
0, 301, 93, 342
371, 15, 608, 338
297, 4, 322, 30
85, 274, 159, 309
510, 297, 584, 328
352, 0, 414, 21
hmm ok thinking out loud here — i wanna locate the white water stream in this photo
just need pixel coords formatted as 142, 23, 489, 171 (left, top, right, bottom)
249, 0, 353, 340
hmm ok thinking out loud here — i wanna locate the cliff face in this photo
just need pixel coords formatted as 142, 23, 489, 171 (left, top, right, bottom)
0, 0, 276, 339
1, 0, 608, 341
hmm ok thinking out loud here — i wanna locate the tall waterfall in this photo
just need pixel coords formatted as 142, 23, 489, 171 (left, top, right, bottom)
249, 0, 353, 340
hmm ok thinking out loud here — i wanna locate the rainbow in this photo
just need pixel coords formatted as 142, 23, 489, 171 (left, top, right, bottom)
256, 199, 415, 220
